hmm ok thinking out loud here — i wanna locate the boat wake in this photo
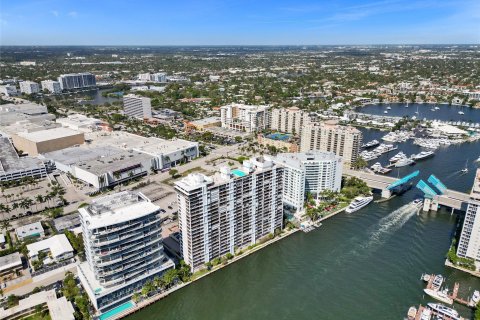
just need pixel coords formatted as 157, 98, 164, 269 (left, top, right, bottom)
363, 202, 420, 251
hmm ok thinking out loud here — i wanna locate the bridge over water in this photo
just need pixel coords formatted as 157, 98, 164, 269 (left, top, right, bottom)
343, 169, 470, 210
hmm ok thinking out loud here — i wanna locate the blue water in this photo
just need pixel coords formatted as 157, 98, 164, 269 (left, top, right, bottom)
266, 133, 292, 141
99, 301, 135, 320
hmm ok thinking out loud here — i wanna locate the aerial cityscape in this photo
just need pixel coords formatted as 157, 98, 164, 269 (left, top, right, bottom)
0, 1, 479, 319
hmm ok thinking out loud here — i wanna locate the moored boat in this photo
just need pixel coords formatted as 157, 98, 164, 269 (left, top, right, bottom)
423, 288, 453, 305
394, 158, 415, 167
426, 303, 460, 320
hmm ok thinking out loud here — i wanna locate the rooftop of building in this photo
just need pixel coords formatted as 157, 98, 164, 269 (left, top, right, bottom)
0, 137, 45, 174
16, 221, 44, 237
472, 169, 480, 198
56, 114, 103, 128
41, 145, 122, 166
85, 131, 197, 155
175, 156, 278, 191
53, 213, 81, 231
189, 117, 222, 126
80, 191, 160, 229
0, 252, 22, 272
27, 234, 74, 258
274, 151, 342, 168
0, 102, 48, 115
75, 149, 151, 176
15, 127, 84, 143
306, 120, 361, 134
220, 103, 270, 111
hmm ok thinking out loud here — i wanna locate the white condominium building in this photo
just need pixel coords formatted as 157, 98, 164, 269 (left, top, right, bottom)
270, 107, 311, 135
457, 169, 480, 261
273, 152, 343, 211
77, 191, 174, 312
220, 103, 270, 133
138, 73, 167, 83
175, 156, 284, 270
0, 84, 18, 97
41, 80, 62, 94
300, 120, 362, 170
19, 81, 40, 94
123, 94, 152, 119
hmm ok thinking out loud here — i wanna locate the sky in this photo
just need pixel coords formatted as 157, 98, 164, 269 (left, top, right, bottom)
0, 0, 479, 45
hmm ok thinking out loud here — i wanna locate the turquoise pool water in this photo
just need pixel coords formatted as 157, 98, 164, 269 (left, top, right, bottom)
99, 301, 134, 320
231, 169, 247, 177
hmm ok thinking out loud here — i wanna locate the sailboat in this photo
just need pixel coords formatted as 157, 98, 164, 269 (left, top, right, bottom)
405, 102, 409, 108
458, 106, 465, 115
461, 160, 469, 174
414, 105, 419, 115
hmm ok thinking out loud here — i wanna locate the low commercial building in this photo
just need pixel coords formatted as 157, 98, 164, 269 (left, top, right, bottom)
27, 234, 74, 265
186, 117, 222, 132
11, 127, 85, 156
0, 137, 47, 182
273, 152, 343, 211
257, 133, 299, 152
56, 114, 105, 132
16, 222, 45, 241
0, 252, 23, 278
53, 213, 81, 232
133, 137, 199, 169
19, 81, 40, 95
77, 191, 175, 312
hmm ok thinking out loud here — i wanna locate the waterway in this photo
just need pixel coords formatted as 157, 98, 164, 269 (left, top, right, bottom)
357, 103, 480, 124
127, 107, 480, 320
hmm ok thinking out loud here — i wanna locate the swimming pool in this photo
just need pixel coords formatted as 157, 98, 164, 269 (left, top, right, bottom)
99, 301, 135, 320
231, 169, 247, 177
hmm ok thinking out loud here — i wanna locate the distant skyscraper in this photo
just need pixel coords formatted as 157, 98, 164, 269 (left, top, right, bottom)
457, 169, 480, 261
300, 120, 362, 169
19, 81, 40, 94
41, 80, 61, 94
175, 156, 283, 270
273, 151, 343, 211
77, 191, 174, 312
57, 73, 96, 90
123, 94, 152, 119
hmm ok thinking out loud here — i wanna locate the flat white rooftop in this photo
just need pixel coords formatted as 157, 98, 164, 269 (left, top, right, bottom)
16, 127, 83, 143
80, 191, 160, 229
27, 234, 73, 259
16, 222, 44, 238
0, 252, 22, 272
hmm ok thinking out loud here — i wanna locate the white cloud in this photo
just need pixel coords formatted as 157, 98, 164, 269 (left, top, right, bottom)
51, 10, 59, 17
68, 11, 77, 18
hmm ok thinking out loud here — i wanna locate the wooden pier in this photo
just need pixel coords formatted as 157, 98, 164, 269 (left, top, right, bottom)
421, 274, 475, 308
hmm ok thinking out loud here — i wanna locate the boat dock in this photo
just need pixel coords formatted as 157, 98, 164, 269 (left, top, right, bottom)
421, 274, 476, 308
411, 305, 465, 320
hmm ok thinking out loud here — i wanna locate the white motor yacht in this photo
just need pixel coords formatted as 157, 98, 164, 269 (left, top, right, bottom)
426, 303, 460, 320
395, 158, 415, 167
345, 196, 374, 213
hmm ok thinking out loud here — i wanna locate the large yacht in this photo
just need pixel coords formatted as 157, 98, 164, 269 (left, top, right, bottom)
361, 139, 380, 149
412, 151, 434, 160
345, 196, 374, 213
389, 151, 406, 163
394, 158, 415, 167
423, 288, 453, 305
426, 303, 460, 320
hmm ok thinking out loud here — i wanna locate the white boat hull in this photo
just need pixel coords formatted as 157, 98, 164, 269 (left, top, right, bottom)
423, 289, 453, 305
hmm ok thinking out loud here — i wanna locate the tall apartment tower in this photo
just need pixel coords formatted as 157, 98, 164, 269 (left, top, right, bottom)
220, 103, 270, 133
123, 94, 152, 119
300, 120, 362, 170
41, 80, 62, 94
57, 73, 96, 90
457, 169, 480, 261
175, 156, 284, 270
270, 107, 311, 135
77, 191, 174, 312
273, 152, 343, 211
19, 81, 40, 94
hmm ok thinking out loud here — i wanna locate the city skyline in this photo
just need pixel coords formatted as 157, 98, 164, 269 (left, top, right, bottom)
1, 0, 479, 45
